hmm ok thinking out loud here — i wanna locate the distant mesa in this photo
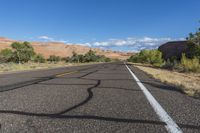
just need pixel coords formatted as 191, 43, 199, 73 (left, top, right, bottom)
0, 37, 133, 60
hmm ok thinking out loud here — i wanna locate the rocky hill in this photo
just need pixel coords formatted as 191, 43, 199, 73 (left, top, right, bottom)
158, 41, 188, 60
0, 37, 133, 60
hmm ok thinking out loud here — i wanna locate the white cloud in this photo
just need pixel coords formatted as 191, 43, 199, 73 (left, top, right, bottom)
38, 36, 54, 41
38, 36, 67, 43
85, 37, 182, 51
78, 43, 91, 47
37, 36, 184, 52
57, 40, 68, 43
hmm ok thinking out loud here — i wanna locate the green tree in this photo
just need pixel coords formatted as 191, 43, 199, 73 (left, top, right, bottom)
186, 42, 200, 59
11, 42, 35, 63
96, 55, 111, 62
84, 50, 97, 62
104, 57, 111, 62
61, 57, 68, 62
70, 51, 80, 63
47, 55, 61, 63
148, 50, 164, 66
127, 49, 164, 67
77, 54, 85, 63
186, 22, 200, 59
33, 54, 46, 63
67, 50, 111, 63
0, 49, 13, 63
187, 29, 200, 46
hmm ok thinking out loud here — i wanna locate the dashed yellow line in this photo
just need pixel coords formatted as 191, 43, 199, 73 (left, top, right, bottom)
56, 71, 79, 77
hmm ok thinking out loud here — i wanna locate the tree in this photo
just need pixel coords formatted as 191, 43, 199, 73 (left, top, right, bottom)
67, 50, 111, 63
84, 50, 97, 62
33, 54, 46, 63
61, 57, 68, 62
186, 42, 200, 58
47, 55, 61, 63
70, 51, 80, 63
127, 49, 164, 67
148, 50, 164, 66
77, 54, 85, 63
0, 49, 13, 63
11, 42, 35, 63
186, 22, 200, 58
187, 29, 200, 46
104, 57, 111, 62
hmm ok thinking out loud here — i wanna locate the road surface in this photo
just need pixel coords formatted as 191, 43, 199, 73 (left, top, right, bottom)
0, 62, 199, 133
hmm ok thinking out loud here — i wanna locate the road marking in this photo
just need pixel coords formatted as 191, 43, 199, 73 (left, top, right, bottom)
56, 71, 78, 77
125, 64, 182, 133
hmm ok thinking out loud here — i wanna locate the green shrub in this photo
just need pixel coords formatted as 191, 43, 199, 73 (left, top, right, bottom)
77, 54, 85, 63
47, 55, 61, 63
128, 49, 164, 67
11, 42, 35, 63
0, 49, 13, 63
69, 52, 82, 63
61, 57, 68, 62
186, 25, 200, 46
104, 57, 111, 62
186, 42, 200, 59
162, 58, 181, 70
162, 59, 175, 69
148, 50, 164, 66
186, 22, 200, 59
33, 54, 46, 63
95, 55, 111, 62
181, 54, 200, 72
68, 50, 111, 63
84, 50, 97, 62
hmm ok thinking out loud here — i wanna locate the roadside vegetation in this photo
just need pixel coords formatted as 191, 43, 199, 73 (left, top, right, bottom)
0, 42, 111, 73
127, 49, 164, 67
133, 65, 200, 98
128, 23, 200, 98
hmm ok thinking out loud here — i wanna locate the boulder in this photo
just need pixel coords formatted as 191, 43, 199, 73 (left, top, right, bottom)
158, 41, 188, 60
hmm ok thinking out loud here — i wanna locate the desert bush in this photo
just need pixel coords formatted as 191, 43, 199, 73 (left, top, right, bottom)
33, 54, 46, 63
61, 57, 68, 62
186, 25, 200, 46
128, 49, 164, 67
77, 54, 85, 63
0, 49, 14, 63
186, 42, 200, 59
186, 22, 200, 59
162, 59, 175, 69
127, 53, 142, 63
94, 55, 110, 62
68, 50, 111, 63
11, 42, 35, 63
181, 54, 200, 72
148, 50, 164, 66
84, 50, 98, 62
112, 58, 120, 62
162, 58, 182, 70
104, 57, 111, 62
47, 55, 61, 63
69, 52, 82, 63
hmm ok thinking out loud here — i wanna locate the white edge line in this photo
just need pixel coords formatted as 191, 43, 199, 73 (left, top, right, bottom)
125, 63, 182, 133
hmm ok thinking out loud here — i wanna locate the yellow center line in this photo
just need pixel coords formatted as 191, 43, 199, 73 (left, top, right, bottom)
56, 71, 79, 77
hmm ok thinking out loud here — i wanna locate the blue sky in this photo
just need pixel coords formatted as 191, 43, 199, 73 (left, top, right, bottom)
0, 0, 199, 51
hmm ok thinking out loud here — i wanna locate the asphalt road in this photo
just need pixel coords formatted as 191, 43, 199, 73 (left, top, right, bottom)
0, 62, 199, 133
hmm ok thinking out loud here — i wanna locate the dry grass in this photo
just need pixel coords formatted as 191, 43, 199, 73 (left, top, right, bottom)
133, 64, 200, 98
0, 62, 101, 74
